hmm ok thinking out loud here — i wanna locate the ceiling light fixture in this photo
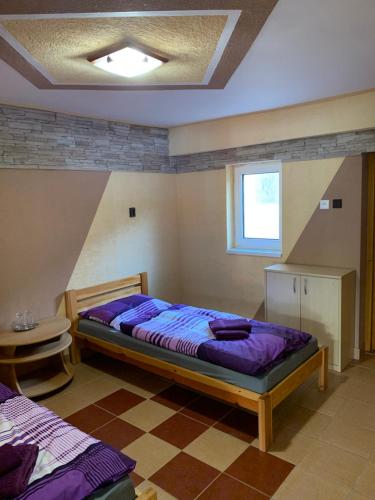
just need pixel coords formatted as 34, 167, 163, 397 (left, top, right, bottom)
89, 46, 167, 78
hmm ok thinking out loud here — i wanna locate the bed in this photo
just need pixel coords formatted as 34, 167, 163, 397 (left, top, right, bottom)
0, 382, 156, 500
65, 272, 328, 452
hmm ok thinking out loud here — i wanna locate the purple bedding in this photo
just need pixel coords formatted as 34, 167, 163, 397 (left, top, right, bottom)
80, 295, 312, 376
0, 384, 135, 499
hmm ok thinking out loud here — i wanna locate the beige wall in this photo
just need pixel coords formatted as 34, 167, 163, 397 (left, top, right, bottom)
0, 170, 180, 329
0, 157, 363, 355
0, 170, 109, 329
169, 90, 375, 155
63, 171, 180, 309
176, 156, 362, 349
287, 156, 363, 349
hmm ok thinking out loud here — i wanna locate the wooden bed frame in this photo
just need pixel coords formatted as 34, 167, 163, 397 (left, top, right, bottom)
65, 272, 328, 452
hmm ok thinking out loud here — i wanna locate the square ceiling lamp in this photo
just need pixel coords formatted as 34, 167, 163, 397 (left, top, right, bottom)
89, 46, 167, 78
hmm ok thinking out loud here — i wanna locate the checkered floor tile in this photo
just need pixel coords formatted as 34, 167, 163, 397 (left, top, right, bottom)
65, 375, 294, 499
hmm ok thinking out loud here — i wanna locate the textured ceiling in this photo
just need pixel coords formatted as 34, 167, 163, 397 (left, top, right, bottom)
3, 16, 227, 85
0, 1, 278, 90
0, 0, 374, 127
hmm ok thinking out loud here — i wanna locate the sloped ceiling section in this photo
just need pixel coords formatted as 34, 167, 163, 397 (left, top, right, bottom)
0, 1, 277, 91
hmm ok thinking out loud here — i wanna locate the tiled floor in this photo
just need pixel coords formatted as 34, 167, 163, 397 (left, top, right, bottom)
40, 353, 375, 499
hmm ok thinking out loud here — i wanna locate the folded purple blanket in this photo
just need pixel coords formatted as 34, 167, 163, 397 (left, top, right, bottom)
214, 330, 250, 340
0, 444, 39, 498
209, 318, 251, 333
0, 443, 22, 475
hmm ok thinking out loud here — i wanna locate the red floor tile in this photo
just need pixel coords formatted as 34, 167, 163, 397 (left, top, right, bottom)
225, 446, 294, 496
198, 473, 269, 499
91, 418, 144, 449
150, 452, 220, 500
95, 389, 144, 415
214, 409, 258, 442
152, 385, 199, 410
180, 396, 232, 425
129, 471, 144, 488
151, 413, 208, 448
65, 405, 113, 433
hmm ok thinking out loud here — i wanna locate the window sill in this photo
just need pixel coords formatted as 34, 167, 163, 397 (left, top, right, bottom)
226, 247, 282, 258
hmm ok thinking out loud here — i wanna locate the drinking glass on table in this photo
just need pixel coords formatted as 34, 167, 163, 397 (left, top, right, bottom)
24, 310, 34, 327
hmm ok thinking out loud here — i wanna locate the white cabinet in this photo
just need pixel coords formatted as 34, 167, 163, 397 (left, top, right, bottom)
265, 264, 356, 371
266, 272, 300, 330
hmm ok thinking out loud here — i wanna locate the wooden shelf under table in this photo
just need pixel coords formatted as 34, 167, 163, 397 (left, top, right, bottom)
0, 332, 72, 364
19, 367, 73, 398
0, 317, 73, 397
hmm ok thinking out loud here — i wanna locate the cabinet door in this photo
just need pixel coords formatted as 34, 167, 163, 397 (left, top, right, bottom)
266, 272, 300, 330
300, 276, 340, 367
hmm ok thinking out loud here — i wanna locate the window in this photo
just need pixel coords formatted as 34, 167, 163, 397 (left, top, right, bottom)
227, 161, 282, 256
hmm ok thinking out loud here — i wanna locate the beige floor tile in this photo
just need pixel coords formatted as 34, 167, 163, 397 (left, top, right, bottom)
268, 425, 316, 465
327, 370, 349, 386
122, 434, 179, 479
72, 376, 122, 401
120, 400, 175, 431
76, 361, 105, 377
274, 393, 301, 418
354, 461, 375, 499
355, 355, 375, 371
346, 492, 373, 500
334, 378, 375, 406
183, 427, 248, 471
39, 363, 102, 405
41, 376, 121, 418
299, 441, 367, 488
136, 480, 177, 500
273, 467, 351, 500
344, 365, 375, 384
320, 419, 375, 458
278, 404, 332, 439
64, 363, 102, 391
40, 392, 87, 418
337, 399, 375, 432
129, 375, 171, 397
84, 355, 156, 384
296, 384, 346, 417
86, 355, 154, 383
103, 372, 171, 399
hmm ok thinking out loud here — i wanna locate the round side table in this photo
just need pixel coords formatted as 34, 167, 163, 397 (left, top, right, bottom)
0, 317, 73, 398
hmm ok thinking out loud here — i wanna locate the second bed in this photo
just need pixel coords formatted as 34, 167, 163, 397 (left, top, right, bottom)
65, 272, 328, 452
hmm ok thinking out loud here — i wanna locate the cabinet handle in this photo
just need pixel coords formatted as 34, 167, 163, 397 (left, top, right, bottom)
293, 277, 296, 294
304, 278, 307, 295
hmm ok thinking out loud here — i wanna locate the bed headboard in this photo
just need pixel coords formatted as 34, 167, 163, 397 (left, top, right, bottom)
65, 272, 148, 335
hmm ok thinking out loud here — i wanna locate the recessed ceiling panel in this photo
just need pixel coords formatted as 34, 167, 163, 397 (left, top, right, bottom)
3, 16, 227, 85
0, 1, 278, 91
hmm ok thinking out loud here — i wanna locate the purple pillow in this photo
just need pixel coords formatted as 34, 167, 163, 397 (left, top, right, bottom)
80, 294, 152, 325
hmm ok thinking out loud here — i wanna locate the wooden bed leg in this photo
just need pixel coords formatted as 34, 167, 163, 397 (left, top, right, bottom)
71, 337, 81, 365
319, 346, 329, 391
258, 395, 272, 452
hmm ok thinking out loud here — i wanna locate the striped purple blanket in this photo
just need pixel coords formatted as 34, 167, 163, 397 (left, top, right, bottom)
0, 384, 135, 499
81, 294, 312, 375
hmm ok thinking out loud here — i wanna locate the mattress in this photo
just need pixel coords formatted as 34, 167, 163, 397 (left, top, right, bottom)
88, 475, 135, 500
78, 319, 318, 394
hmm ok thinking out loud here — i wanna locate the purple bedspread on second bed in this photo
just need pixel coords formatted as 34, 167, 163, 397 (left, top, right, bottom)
80, 295, 312, 376
197, 319, 312, 375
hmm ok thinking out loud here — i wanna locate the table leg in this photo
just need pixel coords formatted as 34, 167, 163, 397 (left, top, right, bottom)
59, 350, 74, 378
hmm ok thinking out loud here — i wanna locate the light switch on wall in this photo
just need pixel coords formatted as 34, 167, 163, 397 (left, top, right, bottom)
320, 199, 330, 210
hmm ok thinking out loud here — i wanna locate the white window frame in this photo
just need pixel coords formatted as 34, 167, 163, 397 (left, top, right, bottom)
227, 160, 282, 257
